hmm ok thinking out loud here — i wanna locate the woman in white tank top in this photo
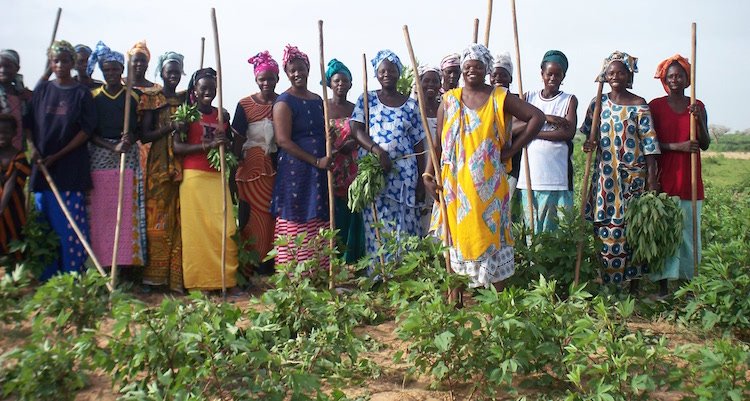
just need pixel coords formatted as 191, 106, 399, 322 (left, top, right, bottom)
514, 50, 578, 234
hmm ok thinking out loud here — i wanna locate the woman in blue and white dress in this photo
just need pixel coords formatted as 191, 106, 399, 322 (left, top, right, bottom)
350, 49, 426, 258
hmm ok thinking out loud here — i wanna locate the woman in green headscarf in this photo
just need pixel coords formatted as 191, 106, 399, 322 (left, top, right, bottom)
325, 58, 365, 264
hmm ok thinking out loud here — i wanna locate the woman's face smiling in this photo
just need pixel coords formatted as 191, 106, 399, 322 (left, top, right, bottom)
490, 67, 511, 88
541, 61, 564, 92
194, 77, 217, 107
376, 59, 399, 90
421, 71, 441, 98
161, 61, 182, 89
285, 58, 309, 89
256, 69, 278, 96
605, 61, 630, 91
462, 60, 486, 86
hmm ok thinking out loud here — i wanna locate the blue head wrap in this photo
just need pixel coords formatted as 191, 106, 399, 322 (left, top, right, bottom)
74, 44, 92, 55
324, 58, 352, 87
370, 49, 402, 77
154, 51, 185, 79
87, 41, 124, 76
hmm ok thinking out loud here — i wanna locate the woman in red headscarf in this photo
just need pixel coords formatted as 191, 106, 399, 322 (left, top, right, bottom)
232, 51, 280, 276
648, 55, 709, 299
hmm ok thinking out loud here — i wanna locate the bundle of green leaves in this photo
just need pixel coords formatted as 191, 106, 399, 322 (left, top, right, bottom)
347, 153, 386, 213
624, 192, 684, 274
170, 103, 200, 142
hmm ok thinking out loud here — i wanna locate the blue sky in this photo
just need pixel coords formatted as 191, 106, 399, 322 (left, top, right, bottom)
3, 0, 748, 130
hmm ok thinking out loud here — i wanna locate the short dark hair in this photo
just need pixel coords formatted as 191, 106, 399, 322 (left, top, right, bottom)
0, 113, 17, 131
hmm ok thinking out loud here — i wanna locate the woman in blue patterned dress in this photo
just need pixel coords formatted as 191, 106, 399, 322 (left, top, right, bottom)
350, 50, 426, 259
581, 51, 660, 290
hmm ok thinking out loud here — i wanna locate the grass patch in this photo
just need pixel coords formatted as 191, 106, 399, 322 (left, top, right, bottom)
702, 154, 750, 187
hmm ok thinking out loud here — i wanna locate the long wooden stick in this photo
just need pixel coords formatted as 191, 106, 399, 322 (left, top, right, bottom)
44, 8, 62, 70
511, 0, 535, 236
362, 54, 387, 270
199, 37, 205, 69
111, 55, 134, 289
472, 19, 480, 44
28, 8, 63, 215
318, 21, 337, 290
484, 0, 493, 47
574, 81, 605, 286
211, 8, 228, 303
30, 145, 113, 291
403, 26, 452, 276
690, 22, 698, 278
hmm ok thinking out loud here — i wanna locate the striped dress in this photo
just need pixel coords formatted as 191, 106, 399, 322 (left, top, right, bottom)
232, 95, 277, 271
0, 151, 30, 259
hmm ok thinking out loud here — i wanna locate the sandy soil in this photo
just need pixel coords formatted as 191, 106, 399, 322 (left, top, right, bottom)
703, 151, 750, 159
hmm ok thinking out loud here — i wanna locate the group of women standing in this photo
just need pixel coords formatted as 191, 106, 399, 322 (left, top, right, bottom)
1, 35, 708, 300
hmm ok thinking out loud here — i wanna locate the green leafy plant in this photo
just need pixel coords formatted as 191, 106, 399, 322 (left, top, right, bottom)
207, 147, 239, 179
677, 339, 750, 400
396, 63, 415, 97
7, 208, 60, 278
347, 153, 386, 213
0, 265, 31, 324
624, 192, 684, 274
171, 103, 200, 141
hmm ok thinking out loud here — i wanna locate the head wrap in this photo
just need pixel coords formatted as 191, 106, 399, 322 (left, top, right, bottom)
460, 44, 493, 75
417, 64, 442, 80
154, 51, 185, 79
86, 41, 124, 76
74, 44, 91, 55
187, 67, 217, 105
370, 49, 403, 77
596, 50, 638, 88
127, 40, 151, 61
324, 58, 352, 87
541, 50, 568, 74
0, 50, 19, 68
48, 40, 77, 63
282, 45, 309, 69
248, 51, 279, 76
654, 54, 691, 94
411, 64, 442, 98
492, 52, 513, 76
440, 53, 461, 71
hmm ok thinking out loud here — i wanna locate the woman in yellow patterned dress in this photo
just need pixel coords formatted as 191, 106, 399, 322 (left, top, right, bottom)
424, 44, 544, 297
140, 51, 187, 292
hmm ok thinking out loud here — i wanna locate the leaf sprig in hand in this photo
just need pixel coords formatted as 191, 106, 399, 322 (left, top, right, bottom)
171, 103, 200, 141
207, 148, 239, 180
347, 153, 386, 213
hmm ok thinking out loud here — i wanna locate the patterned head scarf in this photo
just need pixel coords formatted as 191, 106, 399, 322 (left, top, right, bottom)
440, 53, 461, 71
492, 52, 513, 76
370, 49, 403, 77
0, 50, 20, 68
74, 44, 92, 55
324, 58, 352, 87
48, 40, 77, 63
128, 40, 151, 61
248, 51, 279, 76
541, 50, 568, 74
154, 51, 185, 79
417, 64, 442, 80
654, 54, 691, 94
187, 67, 217, 105
282, 45, 309, 69
597, 51, 638, 89
86, 41, 124, 76
460, 44, 493, 75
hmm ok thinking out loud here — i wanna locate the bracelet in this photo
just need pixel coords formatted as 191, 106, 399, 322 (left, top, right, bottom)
422, 172, 435, 180
369, 143, 377, 153
315, 158, 319, 167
